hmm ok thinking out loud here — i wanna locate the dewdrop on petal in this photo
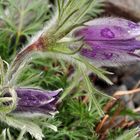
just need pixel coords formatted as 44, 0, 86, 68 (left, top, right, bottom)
74, 18, 140, 67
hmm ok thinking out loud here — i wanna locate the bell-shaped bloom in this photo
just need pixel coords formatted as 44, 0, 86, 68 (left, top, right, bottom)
74, 18, 140, 67
12, 88, 62, 117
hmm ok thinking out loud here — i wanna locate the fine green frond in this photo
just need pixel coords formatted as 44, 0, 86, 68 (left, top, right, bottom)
0, 127, 26, 140
0, 57, 5, 86
0, 115, 44, 140
17, 127, 26, 140
0, 129, 7, 140
79, 65, 104, 116
77, 56, 113, 85
115, 128, 140, 140
43, 98, 102, 140
0, 0, 50, 60
58, 70, 81, 102
49, 0, 104, 39
14, 55, 68, 90
0, 88, 17, 114
0, 0, 139, 140
83, 0, 104, 21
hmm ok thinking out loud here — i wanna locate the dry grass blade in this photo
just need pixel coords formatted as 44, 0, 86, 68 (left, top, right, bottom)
114, 88, 140, 96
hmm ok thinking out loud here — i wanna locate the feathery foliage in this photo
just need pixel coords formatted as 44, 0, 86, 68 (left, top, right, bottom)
0, 0, 139, 140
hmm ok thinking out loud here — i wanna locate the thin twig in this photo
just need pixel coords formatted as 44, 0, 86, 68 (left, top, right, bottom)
96, 114, 109, 133
114, 88, 140, 96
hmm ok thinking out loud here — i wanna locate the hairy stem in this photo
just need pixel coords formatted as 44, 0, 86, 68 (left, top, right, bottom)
5, 36, 46, 85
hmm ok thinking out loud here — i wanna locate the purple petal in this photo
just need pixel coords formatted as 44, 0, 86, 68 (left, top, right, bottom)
85, 18, 139, 30
46, 88, 63, 97
75, 25, 129, 41
14, 106, 53, 115
73, 18, 140, 67
12, 88, 62, 116
75, 18, 140, 41
80, 40, 140, 67
86, 40, 140, 51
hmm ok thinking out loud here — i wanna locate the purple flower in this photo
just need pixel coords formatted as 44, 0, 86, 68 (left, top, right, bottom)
12, 88, 62, 117
74, 18, 140, 67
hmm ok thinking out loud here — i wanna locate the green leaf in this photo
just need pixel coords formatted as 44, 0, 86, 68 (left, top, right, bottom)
42, 123, 57, 132
79, 65, 104, 117
0, 88, 17, 114
0, 115, 44, 140
6, 128, 13, 140
51, 0, 103, 39
17, 127, 26, 140
58, 71, 80, 102
77, 57, 113, 85
0, 129, 6, 140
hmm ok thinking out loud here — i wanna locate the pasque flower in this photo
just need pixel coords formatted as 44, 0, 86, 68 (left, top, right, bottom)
12, 88, 62, 117
75, 18, 140, 67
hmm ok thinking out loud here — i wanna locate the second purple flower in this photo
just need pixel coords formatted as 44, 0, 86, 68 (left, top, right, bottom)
12, 88, 62, 117
74, 18, 140, 67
